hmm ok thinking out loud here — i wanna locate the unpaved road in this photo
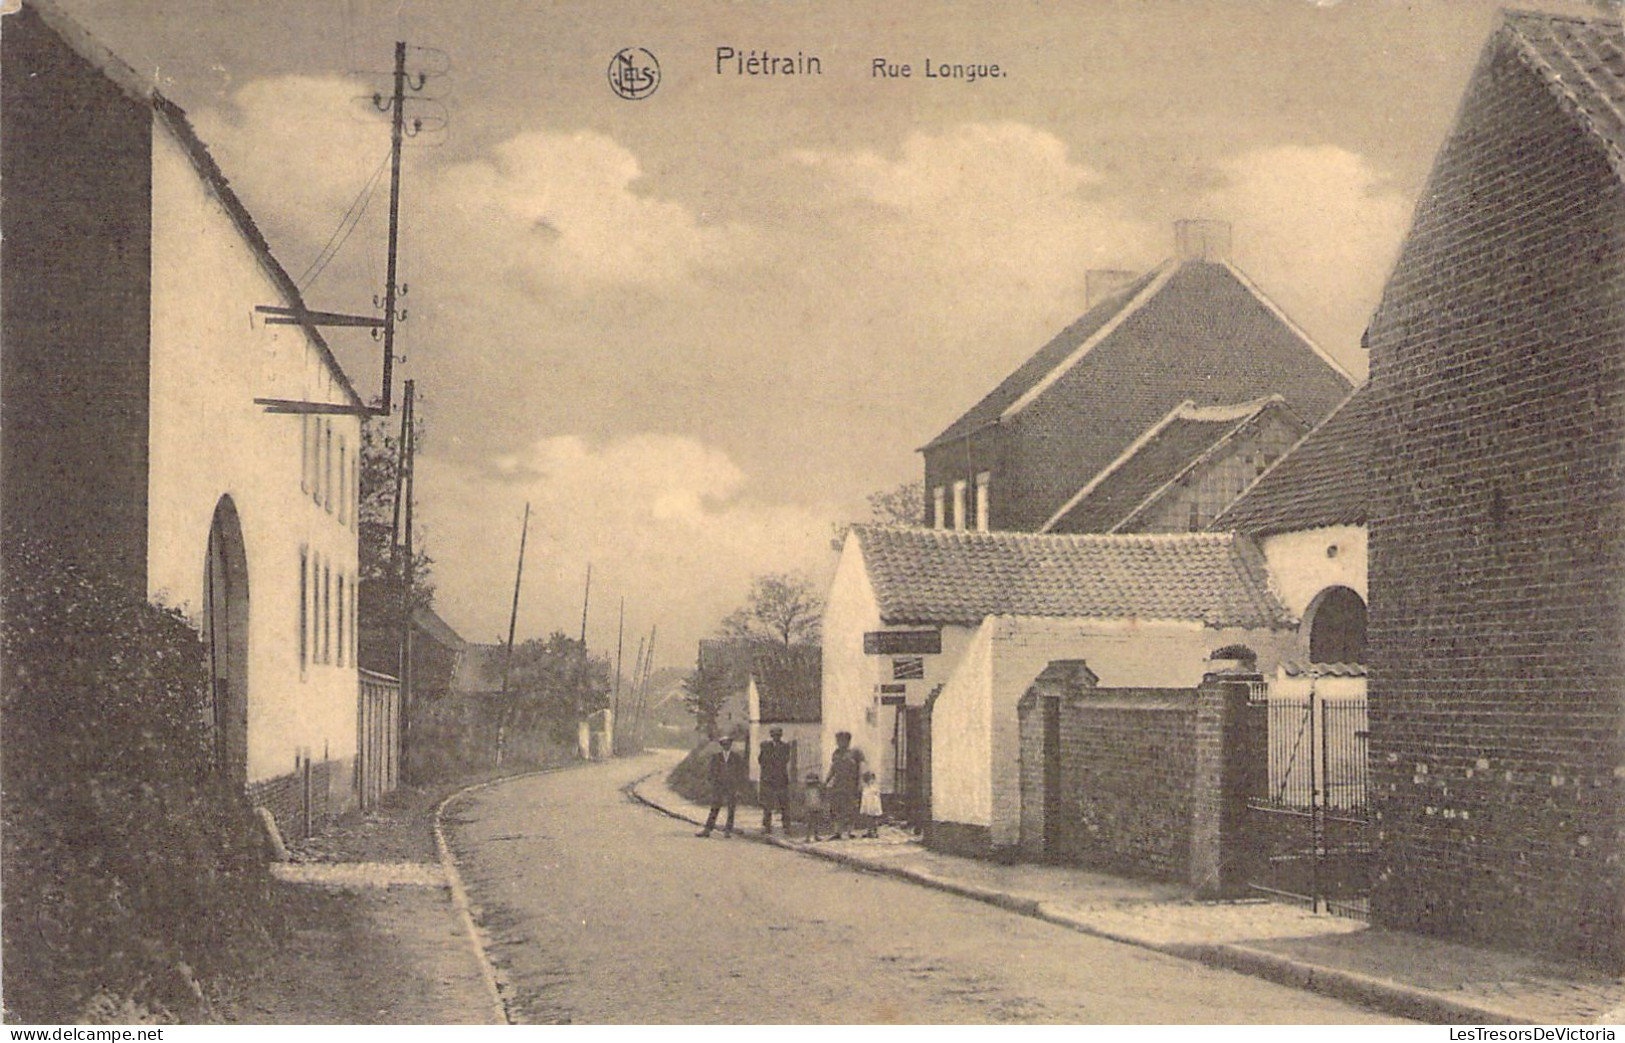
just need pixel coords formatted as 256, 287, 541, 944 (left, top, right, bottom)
445, 754, 1402, 1024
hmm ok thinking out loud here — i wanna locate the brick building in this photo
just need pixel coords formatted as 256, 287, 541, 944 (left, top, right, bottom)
2, 1, 369, 834
921, 221, 1353, 534
1043, 396, 1308, 535
1362, 11, 1625, 969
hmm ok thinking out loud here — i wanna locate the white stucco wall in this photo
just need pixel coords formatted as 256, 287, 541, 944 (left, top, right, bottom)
820, 533, 973, 791
928, 621, 995, 828
931, 615, 1300, 844
146, 125, 362, 785
1258, 525, 1367, 620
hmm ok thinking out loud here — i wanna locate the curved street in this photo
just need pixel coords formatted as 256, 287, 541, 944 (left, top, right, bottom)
443, 754, 1403, 1024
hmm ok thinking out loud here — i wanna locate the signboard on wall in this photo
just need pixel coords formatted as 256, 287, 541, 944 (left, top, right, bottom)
863, 630, 941, 655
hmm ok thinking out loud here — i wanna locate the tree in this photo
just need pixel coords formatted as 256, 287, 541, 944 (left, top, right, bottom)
830, 479, 926, 549
717, 572, 822, 647
485, 632, 611, 746
681, 653, 731, 738
357, 409, 433, 643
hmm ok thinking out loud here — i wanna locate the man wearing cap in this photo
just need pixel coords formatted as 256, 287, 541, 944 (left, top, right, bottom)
697, 734, 747, 838
758, 726, 793, 835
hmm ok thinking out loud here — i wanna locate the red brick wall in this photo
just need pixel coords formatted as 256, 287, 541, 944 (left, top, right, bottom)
1364, 34, 1625, 969
1, 7, 152, 586
246, 759, 335, 843
1022, 688, 1197, 880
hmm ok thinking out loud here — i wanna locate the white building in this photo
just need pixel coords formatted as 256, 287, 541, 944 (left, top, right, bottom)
823, 525, 1299, 844
2, 1, 372, 831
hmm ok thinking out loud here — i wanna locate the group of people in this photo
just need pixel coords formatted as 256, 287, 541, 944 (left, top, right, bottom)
695, 728, 883, 841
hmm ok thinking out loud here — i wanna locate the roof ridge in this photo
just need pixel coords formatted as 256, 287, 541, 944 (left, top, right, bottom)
1502, 7, 1622, 28
998, 261, 1178, 421
857, 523, 1237, 546
1499, 8, 1625, 181
1176, 394, 1284, 422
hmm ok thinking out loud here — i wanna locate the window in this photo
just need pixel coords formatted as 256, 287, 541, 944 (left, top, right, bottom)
298, 546, 308, 673
975, 472, 991, 532
322, 562, 332, 663
301, 418, 311, 494
892, 656, 925, 680
932, 486, 946, 530
351, 572, 358, 663
323, 422, 334, 514
351, 453, 360, 532
952, 480, 967, 531
337, 574, 345, 667
338, 437, 348, 524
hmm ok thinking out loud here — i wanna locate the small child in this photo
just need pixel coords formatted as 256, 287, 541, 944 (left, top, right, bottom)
860, 770, 883, 838
802, 770, 826, 842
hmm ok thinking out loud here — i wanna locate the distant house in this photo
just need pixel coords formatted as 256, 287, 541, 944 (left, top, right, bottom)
823, 525, 1298, 849
2, 1, 368, 834
921, 220, 1353, 533
1043, 396, 1308, 535
744, 645, 822, 787
1213, 385, 1373, 669
1361, 10, 1625, 969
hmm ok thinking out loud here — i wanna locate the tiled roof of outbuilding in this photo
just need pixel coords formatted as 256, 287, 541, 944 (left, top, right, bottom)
921, 259, 1353, 460
852, 525, 1294, 630
750, 645, 822, 724
1501, 10, 1625, 180
1043, 397, 1305, 534
1211, 385, 1374, 537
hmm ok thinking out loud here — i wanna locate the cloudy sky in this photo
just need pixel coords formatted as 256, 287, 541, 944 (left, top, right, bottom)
61, 0, 1601, 669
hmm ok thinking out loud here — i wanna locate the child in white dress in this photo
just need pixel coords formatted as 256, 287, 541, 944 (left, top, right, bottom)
860, 770, 883, 838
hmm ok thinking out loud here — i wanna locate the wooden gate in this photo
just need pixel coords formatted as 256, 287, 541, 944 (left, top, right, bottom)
1246, 683, 1372, 917
358, 669, 400, 810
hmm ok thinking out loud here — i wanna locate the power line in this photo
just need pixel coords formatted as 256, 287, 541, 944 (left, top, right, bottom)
298, 148, 390, 292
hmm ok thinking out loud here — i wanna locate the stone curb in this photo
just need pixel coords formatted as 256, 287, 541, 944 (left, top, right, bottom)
625, 770, 1528, 1026
436, 760, 601, 1026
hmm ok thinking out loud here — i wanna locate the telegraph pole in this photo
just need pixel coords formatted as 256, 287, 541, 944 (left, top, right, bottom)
396, 381, 416, 778
378, 41, 407, 416
611, 597, 625, 748
497, 502, 530, 765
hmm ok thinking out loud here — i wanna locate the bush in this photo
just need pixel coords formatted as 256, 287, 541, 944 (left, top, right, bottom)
1, 538, 276, 1022
406, 691, 573, 784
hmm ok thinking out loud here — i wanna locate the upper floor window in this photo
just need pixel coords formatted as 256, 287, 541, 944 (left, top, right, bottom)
952, 480, 968, 531
298, 545, 308, 674
323, 422, 335, 514
974, 472, 991, 532
932, 486, 946, 530
337, 437, 348, 525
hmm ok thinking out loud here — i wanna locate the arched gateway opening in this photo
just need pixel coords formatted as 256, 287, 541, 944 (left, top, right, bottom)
1306, 586, 1367, 665
203, 496, 249, 787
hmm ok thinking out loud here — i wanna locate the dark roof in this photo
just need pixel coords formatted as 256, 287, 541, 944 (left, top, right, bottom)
749, 645, 822, 724
412, 605, 466, 650
1044, 396, 1305, 534
1211, 385, 1375, 537
922, 259, 1353, 455
1501, 10, 1625, 180
852, 525, 1293, 630
25, 0, 365, 411
925, 266, 1164, 448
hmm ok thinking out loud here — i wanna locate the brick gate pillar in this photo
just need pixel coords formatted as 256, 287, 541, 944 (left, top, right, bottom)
1192, 669, 1264, 897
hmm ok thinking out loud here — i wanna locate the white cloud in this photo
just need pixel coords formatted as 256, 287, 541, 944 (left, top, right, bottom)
416, 434, 835, 659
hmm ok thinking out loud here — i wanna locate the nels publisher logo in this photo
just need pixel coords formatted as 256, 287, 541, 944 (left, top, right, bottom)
608, 47, 660, 100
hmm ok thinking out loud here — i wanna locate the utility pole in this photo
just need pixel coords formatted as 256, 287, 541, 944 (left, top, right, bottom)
497, 502, 530, 765
397, 381, 416, 780
378, 41, 407, 417
611, 597, 625, 748
632, 624, 657, 751
579, 563, 592, 646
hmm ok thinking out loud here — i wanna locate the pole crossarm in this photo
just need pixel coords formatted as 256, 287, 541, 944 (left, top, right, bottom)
254, 397, 379, 416
256, 305, 387, 329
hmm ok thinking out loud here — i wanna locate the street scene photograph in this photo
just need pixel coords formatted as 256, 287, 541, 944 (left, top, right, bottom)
2, 0, 1623, 1026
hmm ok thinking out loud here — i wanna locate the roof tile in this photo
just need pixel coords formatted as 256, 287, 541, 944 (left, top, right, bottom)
853, 525, 1294, 630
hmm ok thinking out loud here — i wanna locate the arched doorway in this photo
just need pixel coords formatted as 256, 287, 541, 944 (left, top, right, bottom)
203, 496, 249, 787
1306, 586, 1367, 665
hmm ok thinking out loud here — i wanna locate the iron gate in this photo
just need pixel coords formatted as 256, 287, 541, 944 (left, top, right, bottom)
1246, 684, 1372, 918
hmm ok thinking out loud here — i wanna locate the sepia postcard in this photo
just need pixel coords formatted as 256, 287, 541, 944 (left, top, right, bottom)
2, 0, 1623, 1027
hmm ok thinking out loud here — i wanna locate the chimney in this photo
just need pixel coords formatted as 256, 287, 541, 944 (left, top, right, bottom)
1085, 269, 1137, 309
1174, 219, 1232, 263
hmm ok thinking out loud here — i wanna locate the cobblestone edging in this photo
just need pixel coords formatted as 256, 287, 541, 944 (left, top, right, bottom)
623, 769, 1528, 1027
436, 763, 592, 1027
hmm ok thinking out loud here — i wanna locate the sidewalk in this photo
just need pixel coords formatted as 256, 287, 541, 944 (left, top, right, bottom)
631, 766, 1623, 1026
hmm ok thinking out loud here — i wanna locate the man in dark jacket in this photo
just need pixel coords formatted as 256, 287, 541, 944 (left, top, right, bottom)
758, 726, 792, 835
697, 734, 746, 837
